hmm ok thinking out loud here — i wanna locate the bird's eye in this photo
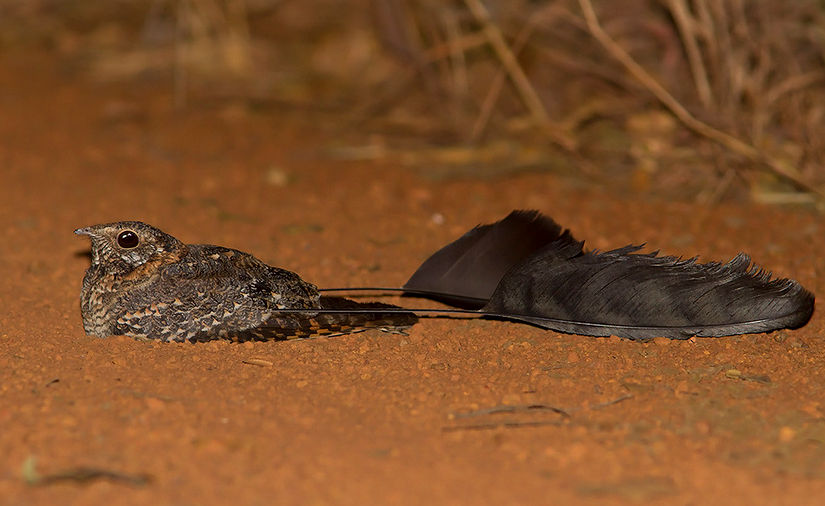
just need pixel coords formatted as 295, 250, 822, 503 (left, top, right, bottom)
117, 230, 140, 249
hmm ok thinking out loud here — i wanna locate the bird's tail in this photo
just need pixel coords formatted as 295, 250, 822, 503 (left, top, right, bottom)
222, 296, 418, 341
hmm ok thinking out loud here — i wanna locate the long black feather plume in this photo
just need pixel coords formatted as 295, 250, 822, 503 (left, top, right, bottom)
402, 210, 567, 308
391, 210, 815, 339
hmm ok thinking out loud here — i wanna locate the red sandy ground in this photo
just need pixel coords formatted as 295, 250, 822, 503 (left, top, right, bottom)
1, 51, 824, 506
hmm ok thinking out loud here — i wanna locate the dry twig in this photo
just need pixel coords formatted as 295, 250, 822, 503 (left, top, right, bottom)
444, 394, 632, 431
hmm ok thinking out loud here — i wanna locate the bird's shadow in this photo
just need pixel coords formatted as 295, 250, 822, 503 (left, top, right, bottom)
74, 249, 92, 262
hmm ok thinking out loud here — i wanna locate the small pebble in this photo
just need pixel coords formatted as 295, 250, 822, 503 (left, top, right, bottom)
725, 369, 742, 379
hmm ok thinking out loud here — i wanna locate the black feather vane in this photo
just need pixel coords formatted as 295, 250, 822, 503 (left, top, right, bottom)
397, 210, 814, 339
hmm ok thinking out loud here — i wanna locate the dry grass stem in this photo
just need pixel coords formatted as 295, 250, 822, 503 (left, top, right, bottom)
470, 15, 537, 142
667, 0, 714, 108
577, 0, 823, 198
764, 70, 825, 107
462, 0, 550, 126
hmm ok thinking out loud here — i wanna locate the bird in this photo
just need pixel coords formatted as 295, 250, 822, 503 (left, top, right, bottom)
75, 221, 417, 342
76, 212, 815, 342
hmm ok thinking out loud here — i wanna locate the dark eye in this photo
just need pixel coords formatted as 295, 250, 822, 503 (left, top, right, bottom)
117, 230, 140, 249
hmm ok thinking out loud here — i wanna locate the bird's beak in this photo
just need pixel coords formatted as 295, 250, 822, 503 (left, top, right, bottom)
75, 227, 96, 238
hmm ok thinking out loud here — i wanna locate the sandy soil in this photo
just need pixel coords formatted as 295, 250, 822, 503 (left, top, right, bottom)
1, 51, 824, 506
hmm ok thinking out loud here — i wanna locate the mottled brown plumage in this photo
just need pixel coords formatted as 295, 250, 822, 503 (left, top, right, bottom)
75, 221, 416, 342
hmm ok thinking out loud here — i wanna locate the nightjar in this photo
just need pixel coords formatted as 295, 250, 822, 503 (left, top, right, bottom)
75, 221, 416, 342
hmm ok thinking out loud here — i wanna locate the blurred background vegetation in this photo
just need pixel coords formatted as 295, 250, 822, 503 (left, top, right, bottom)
2, 0, 824, 204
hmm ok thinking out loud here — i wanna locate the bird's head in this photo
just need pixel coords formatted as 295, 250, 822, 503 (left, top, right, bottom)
75, 221, 186, 275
